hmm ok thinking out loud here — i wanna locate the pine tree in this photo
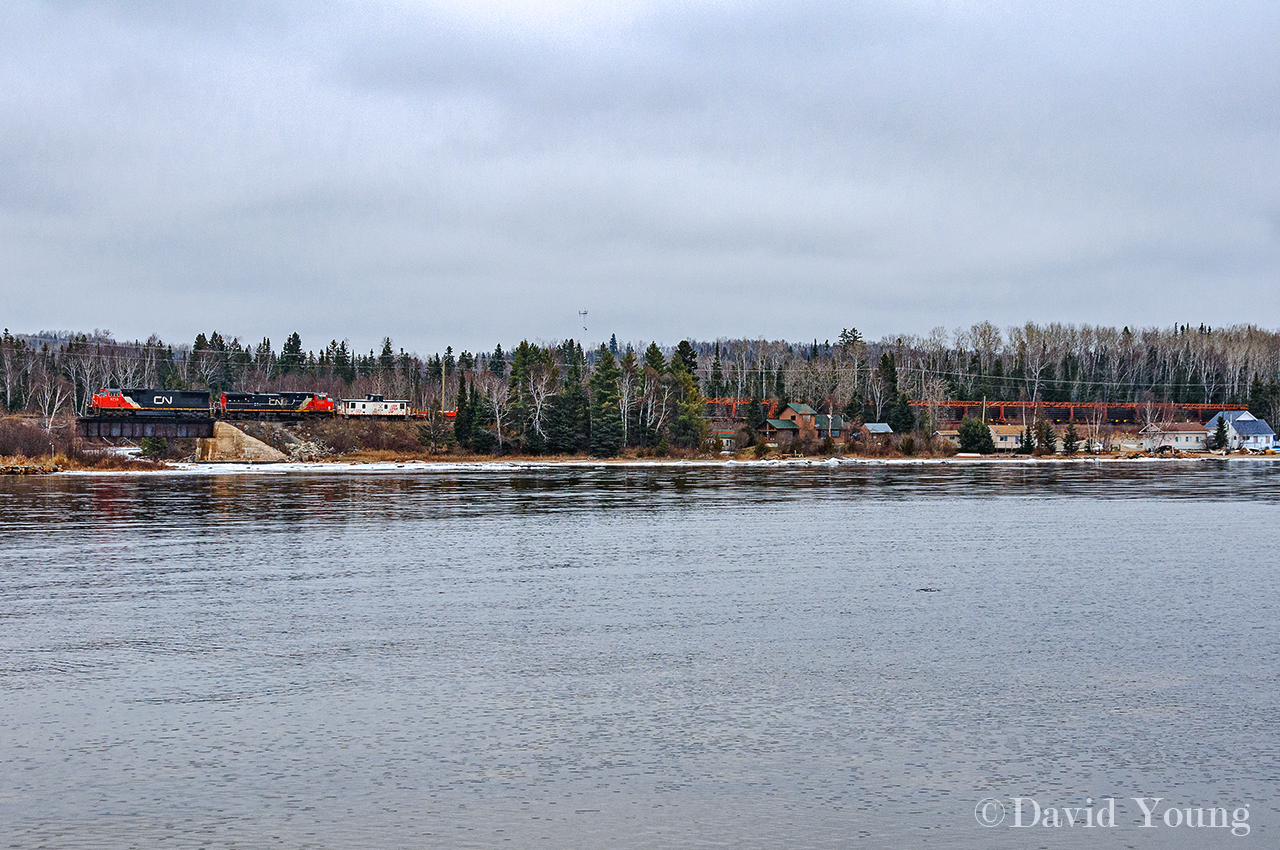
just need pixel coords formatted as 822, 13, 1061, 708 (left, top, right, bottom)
1062, 421, 1080, 455
841, 393, 863, 423
643, 342, 666, 374
589, 345, 624, 457
745, 397, 766, 432
876, 352, 899, 396
454, 373, 472, 449
708, 343, 724, 398
671, 340, 697, 378
957, 417, 995, 454
280, 332, 303, 373
1019, 422, 1035, 454
888, 392, 914, 434
669, 368, 707, 449
1035, 418, 1056, 455
1249, 375, 1268, 419
1213, 416, 1229, 451
547, 342, 590, 454
469, 383, 495, 453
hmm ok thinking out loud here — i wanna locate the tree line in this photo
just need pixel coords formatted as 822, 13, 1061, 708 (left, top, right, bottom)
3, 321, 1280, 454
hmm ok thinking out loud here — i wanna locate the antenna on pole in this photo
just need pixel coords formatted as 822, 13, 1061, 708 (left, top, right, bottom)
578, 310, 588, 333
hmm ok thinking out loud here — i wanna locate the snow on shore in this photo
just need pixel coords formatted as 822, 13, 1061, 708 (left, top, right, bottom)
48, 454, 1264, 476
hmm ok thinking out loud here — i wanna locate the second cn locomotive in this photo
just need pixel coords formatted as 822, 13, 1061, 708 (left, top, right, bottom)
220, 391, 335, 419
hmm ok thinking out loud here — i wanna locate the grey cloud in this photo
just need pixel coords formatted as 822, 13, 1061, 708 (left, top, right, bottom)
2, 0, 1278, 352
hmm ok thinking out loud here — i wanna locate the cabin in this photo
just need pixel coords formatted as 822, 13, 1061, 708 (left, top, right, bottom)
759, 403, 851, 443
988, 424, 1025, 452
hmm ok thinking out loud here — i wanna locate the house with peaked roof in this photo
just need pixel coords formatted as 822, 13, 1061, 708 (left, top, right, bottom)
758, 403, 851, 444
989, 424, 1025, 452
1140, 422, 1208, 452
1204, 411, 1276, 451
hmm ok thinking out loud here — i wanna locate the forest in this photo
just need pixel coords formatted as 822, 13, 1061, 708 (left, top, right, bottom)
3, 321, 1280, 458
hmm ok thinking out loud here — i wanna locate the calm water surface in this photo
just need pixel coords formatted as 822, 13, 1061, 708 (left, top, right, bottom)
2, 462, 1278, 849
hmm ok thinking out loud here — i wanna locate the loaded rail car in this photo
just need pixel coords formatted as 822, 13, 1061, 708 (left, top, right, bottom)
340, 394, 411, 418
90, 388, 212, 418
220, 392, 335, 419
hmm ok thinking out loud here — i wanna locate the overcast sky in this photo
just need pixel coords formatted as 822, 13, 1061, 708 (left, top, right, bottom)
3, 0, 1278, 355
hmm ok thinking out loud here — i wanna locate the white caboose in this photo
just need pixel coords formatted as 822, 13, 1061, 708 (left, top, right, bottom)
340, 394, 411, 418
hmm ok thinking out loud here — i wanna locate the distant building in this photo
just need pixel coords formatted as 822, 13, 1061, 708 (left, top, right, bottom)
759, 403, 851, 443
1204, 411, 1276, 451
863, 422, 893, 437
989, 424, 1025, 452
1140, 422, 1207, 451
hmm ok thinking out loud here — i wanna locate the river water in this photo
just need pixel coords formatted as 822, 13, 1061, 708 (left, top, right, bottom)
2, 461, 1278, 848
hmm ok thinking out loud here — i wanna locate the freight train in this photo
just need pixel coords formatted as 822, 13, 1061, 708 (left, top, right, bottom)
89, 388, 415, 420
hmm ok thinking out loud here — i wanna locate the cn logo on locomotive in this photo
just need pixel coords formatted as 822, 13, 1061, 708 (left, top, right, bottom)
154, 395, 173, 405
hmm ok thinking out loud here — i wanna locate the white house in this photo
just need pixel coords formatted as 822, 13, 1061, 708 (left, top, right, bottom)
1140, 422, 1208, 452
1204, 411, 1276, 451
989, 424, 1025, 452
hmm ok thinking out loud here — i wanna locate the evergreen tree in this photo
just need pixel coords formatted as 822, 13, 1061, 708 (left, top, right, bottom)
280, 332, 304, 373
588, 345, 624, 457
469, 383, 496, 453
1249, 376, 1269, 419
1035, 418, 1056, 455
888, 392, 914, 434
547, 342, 589, 453
674, 340, 698, 376
254, 337, 274, 371
1062, 421, 1080, 455
454, 373, 472, 449
708, 343, 724, 398
1019, 422, 1035, 454
745, 397, 766, 432
379, 337, 394, 372
957, 417, 995, 454
876, 351, 899, 396
841, 393, 863, 423
643, 342, 666, 374
608, 333, 619, 356
669, 368, 707, 449
1213, 416, 1229, 451
490, 344, 506, 377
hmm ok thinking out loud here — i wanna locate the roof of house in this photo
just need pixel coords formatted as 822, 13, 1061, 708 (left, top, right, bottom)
1206, 410, 1255, 427
989, 424, 1024, 435
1142, 422, 1206, 433
864, 422, 893, 434
813, 414, 844, 431
764, 418, 799, 430
784, 403, 817, 415
1232, 419, 1275, 437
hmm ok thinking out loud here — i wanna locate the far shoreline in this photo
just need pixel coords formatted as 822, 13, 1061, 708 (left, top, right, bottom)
35, 452, 1280, 476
